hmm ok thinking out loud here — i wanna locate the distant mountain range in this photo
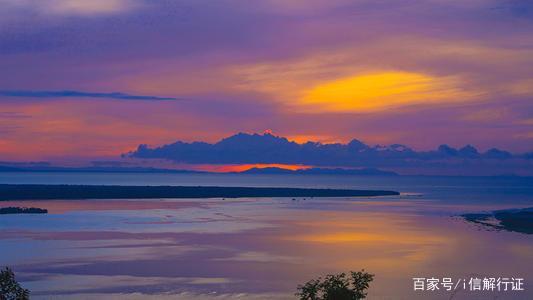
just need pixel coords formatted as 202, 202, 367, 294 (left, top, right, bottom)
0, 164, 397, 176
0, 165, 204, 174
124, 132, 533, 176
240, 167, 397, 176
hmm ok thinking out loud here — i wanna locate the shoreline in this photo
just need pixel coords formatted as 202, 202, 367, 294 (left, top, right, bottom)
462, 207, 533, 234
0, 184, 399, 200
461, 207, 533, 234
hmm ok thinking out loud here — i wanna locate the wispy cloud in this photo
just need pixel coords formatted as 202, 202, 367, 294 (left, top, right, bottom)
0, 90, 179, 101
0, 111, 31, 118
0, 0, 140, 16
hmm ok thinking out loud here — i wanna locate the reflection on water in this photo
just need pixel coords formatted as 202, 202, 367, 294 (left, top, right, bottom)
1, 195, 532, 300
0, 174, 532, 299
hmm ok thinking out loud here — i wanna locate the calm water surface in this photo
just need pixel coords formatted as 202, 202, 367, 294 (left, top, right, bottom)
0, 173, 532, 299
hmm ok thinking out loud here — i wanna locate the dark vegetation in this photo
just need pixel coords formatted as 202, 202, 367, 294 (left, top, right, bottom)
494, 210, 533, 234
0, 267, 29, 300
0, 207, 47, 214
296, 270, 374, 300
462, 207, 533, 234
0, 184, 399, 201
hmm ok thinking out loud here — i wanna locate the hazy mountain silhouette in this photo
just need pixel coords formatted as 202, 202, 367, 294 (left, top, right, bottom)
241, 167, 398, 176
0, 165, 206, 174
0, 164, 398, 177
126, 132, 533, 176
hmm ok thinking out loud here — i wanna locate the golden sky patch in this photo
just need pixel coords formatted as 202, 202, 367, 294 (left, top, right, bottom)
299, 71, 471, 112
228, 37, 533, 114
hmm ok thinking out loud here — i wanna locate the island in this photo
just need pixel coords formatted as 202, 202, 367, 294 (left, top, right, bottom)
0, 207, 48, 214
0, 184, 399, 200
462, 207, 533, 234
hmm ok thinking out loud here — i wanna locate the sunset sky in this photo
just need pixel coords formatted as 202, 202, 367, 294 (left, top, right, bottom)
1, 0, 532, 162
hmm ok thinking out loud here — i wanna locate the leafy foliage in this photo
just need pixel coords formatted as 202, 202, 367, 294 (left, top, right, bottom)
296, 270, 374, 300
0, 267, 30, 300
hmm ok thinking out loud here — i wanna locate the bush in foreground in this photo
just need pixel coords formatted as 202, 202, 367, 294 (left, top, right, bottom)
0, 267, 29, 300
296, 270, 374, 300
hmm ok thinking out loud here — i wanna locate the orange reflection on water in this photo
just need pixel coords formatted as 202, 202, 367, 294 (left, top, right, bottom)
278, 210, 457, 276
288, 212, 446, 244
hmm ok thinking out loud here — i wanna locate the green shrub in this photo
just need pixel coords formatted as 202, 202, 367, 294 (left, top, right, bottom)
296, 270, 374, 300
0, 267, 30, 300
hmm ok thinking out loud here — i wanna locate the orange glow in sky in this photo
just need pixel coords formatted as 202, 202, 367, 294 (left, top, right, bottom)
195, 163, 312, 173
1, 0, 532, 162
300, 71, 470, 112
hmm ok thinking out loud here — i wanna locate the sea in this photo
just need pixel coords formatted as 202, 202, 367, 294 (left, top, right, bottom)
0, 172, 532, 299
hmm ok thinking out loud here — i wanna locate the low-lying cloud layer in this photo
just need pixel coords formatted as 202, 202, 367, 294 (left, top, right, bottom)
128, 133, 533, 176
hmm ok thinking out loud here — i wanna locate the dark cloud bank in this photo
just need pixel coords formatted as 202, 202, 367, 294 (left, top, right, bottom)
127, 133, 533, 176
